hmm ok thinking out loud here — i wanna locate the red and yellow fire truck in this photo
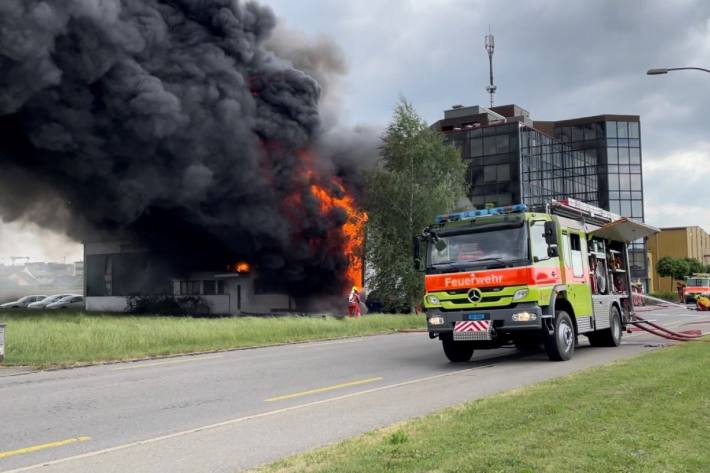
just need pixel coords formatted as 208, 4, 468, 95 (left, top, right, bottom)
415, 199, 658, 362
683, 273, 710, 304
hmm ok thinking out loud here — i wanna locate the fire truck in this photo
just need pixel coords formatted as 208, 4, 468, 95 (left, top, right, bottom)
415, 198, 659, 362
683, 273, 710, 304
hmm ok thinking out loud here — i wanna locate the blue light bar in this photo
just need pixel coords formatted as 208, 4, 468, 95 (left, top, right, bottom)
435, 204, 528, 224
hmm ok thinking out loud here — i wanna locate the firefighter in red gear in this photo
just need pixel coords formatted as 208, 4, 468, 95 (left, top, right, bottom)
348, 286, 362, 317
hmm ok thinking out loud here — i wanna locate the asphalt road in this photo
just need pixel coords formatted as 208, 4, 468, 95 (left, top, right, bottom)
1, 308, 707, 473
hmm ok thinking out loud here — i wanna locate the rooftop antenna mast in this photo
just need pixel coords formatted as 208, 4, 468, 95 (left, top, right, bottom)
484, 26, 497, 108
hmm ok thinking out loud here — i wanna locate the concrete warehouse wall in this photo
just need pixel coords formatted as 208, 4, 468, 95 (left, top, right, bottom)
86, 296, 129, 312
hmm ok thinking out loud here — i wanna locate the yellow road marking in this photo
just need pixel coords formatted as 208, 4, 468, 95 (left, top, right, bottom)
113, 355, 223, 371
0, 437, 90, 460
265, 377, 383, 402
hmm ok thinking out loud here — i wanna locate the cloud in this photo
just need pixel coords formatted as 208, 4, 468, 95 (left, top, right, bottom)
644, 141, 710, 231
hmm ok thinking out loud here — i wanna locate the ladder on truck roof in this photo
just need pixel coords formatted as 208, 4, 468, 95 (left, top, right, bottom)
546, 198, 659, 243
544, 198, 621, 228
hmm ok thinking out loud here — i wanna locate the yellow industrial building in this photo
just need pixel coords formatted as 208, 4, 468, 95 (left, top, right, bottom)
647, 226, 710, 292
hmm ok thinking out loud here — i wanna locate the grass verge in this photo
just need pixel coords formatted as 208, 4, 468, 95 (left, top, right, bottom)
0, 312, 424, 368
256, 340, 710, 473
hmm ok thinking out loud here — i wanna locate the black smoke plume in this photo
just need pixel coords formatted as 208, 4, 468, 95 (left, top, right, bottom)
0, 0, 363, 295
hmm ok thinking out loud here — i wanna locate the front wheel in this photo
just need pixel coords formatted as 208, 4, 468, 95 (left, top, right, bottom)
545, 311, 575, 361
588, 305, 622, 347
441, 334, 475, 363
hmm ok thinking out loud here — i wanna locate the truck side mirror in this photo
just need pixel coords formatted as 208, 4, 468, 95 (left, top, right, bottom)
547, 246, 559, 258
413, 236, 425, 272
434, 239, 447, 252
413, 258, 423, 271
544, 221, 558, 245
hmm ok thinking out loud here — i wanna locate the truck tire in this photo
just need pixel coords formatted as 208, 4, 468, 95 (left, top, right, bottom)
544, 310, 575, 361
441, 334, 474, 363
588, 305, 622, 347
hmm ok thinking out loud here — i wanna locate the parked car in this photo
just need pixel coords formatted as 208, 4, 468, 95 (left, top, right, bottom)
27, 294, 75, 309
46, 295, 85, 310
0, 295, 48, 309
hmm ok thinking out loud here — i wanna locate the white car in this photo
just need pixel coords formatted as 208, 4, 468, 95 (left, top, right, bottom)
27, 294, 75, 309
0, 295, 48, 309
46, 295, 85, 310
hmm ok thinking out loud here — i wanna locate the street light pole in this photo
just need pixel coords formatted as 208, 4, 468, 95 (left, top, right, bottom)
647, 67, 710, 75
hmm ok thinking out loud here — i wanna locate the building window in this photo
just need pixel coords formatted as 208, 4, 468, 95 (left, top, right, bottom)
570, 233, 584, 277
203, 280, 216, 295
607, 147, 618, 164
617, 121, 628, 139
180, 281, 201, 295
203, 280, 226, 295
629, 122, 640, 139
470, 138, 483, 157
618, 147, 629, 164
609, 174, 619, 191
484, 165, 496, 182
606, 121, 617, 138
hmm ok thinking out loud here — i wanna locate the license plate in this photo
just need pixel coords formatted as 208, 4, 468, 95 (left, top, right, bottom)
467, 313, 487, 320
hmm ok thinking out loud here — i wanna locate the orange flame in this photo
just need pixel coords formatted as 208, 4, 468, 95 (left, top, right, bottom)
282, 149, 367, 293
309, 182, 367, 290
227, 261, 251, 273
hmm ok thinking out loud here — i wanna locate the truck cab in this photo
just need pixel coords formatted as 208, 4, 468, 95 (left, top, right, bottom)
416, 199, 658, 362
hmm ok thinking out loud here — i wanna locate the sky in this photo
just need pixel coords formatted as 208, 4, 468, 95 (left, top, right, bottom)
1, 0, 709, 263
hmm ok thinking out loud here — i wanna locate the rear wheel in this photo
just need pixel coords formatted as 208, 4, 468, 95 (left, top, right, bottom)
441, 334, 475, 363
588, 305, 622, 347
544, 311, 575, 361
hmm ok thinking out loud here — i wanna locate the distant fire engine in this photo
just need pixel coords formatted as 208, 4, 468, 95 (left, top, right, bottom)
683, 273, 710, 304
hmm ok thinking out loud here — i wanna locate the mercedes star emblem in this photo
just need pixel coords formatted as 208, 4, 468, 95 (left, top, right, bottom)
467, 288, 483, 303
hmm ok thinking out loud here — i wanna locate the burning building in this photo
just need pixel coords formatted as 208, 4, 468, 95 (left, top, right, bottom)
0, 1, 368, 314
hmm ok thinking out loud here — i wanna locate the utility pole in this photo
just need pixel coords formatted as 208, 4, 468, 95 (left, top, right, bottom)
484, 26, 497, 108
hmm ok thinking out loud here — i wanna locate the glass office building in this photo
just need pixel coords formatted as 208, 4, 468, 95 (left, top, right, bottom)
434, 104, 647, 287
553, 116, 645, 282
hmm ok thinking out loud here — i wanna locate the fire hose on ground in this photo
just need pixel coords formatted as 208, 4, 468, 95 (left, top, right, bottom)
626, 314, 707, 342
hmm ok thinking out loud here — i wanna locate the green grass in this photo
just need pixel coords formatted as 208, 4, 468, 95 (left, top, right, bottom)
0, 312, 424, 368
256, 340, 710, 473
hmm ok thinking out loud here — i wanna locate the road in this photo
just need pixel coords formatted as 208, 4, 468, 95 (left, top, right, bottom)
1, 308, 707, 473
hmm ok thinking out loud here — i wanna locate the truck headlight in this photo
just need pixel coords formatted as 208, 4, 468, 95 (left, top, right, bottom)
428, 316, 445, 325
426, 295, 441, 305
512, 312, 537, 322
513, 289, 529, 300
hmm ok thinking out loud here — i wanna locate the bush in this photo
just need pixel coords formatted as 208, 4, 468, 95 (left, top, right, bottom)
126, 295, 211, 316
649, 291, 679, 302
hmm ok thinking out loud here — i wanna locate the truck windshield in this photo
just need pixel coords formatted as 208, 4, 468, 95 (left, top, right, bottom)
687, 278, 710, 287
428, 225, 528, 269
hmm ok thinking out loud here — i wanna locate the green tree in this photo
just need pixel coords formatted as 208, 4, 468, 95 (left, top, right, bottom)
656, 256, 675, 291
672, 259, 690, 284
364, 99, 467, 312
684, 257, 704, 275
